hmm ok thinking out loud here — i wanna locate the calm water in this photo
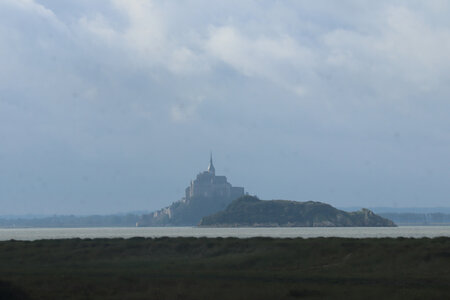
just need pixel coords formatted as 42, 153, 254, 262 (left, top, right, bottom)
0, 226, 450, 241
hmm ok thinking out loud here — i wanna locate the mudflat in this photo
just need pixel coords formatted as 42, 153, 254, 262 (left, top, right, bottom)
1, 237, 449, 299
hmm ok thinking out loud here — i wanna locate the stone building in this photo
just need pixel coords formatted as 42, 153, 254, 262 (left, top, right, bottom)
184, 154, 244, 201
137, 154, 245, 226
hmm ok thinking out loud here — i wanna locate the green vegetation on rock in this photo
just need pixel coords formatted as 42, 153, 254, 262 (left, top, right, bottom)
200, 195, 396, 227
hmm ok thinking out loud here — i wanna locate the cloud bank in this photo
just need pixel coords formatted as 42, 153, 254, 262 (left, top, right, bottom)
1, 0, 449, 213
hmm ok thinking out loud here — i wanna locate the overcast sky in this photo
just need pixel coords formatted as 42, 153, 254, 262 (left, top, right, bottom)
1, 0, 449, 214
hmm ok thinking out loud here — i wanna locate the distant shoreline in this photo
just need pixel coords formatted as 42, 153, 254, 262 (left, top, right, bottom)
2, 211, 450, 228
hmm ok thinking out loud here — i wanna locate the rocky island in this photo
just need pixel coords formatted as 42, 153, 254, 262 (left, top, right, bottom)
138, 156, 395, 227
200, 195, 396, 227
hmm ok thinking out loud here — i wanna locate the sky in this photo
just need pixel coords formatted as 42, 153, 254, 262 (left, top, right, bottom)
1, 0, 449, 214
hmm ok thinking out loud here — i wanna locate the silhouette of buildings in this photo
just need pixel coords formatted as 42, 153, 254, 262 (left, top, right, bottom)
184, 154, 244, 201
137, 154, 245, 226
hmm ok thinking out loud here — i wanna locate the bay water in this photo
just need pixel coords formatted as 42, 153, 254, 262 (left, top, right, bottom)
1, 226, 450, 241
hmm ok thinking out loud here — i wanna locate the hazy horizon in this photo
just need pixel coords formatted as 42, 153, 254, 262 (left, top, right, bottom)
4, 206, 450, 218
1, 0, 449, 214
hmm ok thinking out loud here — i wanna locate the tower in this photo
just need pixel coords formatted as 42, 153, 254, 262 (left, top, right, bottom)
207, 152, 215, 175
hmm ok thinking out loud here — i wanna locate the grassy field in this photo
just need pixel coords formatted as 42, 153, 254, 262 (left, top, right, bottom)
0, 237, 449, 299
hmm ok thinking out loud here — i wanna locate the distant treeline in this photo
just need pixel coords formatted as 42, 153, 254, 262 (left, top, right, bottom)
0, 214, 140, 228
2, 212, 450, 228
379, 213, 450, 225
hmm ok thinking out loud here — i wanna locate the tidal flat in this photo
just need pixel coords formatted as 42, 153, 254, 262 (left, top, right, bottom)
1, 237, 449, 299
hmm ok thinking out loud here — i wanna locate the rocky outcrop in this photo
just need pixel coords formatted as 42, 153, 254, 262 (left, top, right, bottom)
137, 195, 236, 226
199, 195, 396, 227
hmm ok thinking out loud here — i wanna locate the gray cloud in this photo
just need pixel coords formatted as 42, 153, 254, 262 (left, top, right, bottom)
0, 0, 449, 214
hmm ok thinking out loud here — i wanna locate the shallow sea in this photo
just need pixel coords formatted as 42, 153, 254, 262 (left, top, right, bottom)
0, 226, 450, 241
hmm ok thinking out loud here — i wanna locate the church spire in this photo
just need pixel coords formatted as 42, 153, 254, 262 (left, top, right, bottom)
208, 152, 215, 175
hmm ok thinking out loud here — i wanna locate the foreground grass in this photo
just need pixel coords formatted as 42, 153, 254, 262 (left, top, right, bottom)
0, 237, 449, 299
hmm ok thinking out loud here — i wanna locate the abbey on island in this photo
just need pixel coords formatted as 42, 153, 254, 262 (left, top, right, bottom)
184, 154, 244, 202
137, 154, 245, 226
137, 155, 395, 227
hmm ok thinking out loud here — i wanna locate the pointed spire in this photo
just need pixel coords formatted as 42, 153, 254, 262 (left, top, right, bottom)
208, 152, 215, 175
